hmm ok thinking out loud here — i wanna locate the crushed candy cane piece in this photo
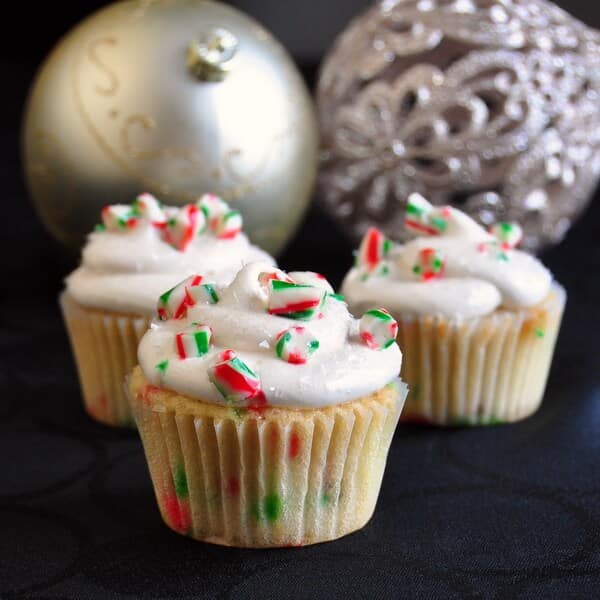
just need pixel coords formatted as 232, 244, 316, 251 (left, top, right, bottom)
175, 324, 212, 359
259, 269, 295, 289
275, 326, 320, 364
208, 350, 265, 407
197, 193, 231, 230
356, 227, 391, 273
405, 193, 448, 235
101, 204, 138, 231
359, 308, 398, 350
412, 247, 445, 281
157, 275, 218, 320
132, 193, 166, 226
267, 280, 326, 320
490, 222, 523, 250
214, 210, 243, 239
164, 204, 205, 251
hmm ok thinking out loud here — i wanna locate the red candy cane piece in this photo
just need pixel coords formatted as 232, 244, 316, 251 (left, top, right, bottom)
275, 326, 320, 364
412, 247, 445, 281
359, 309, 398, 350
208, 350, 265, 410
163, 204, 206, 251
267, 280, 326, 321
175, 324, 212, 359
405, 193, 449, 236
356, 227, 392, 276
101, 204, 138, 231
133, 193, 166, 228
157, 275, 218, 320
197, 193, 231, 231
215, 210, 243, 239
490, 222, 523, 250
258, 269, 295, 289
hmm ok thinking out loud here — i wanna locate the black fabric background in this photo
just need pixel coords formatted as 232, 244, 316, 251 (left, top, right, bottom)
1, 1, 600, 598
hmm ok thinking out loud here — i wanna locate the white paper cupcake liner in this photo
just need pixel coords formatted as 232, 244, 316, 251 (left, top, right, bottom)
129, 369, 406, 547
396, 284, 566, 425
60, 291, 149, 427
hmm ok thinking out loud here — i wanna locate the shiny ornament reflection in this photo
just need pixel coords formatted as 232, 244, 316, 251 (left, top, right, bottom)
22, 0, 318, 255
317, 0, 600, 252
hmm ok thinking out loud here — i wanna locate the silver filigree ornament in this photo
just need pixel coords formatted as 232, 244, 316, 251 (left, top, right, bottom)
317, 0, 600, 251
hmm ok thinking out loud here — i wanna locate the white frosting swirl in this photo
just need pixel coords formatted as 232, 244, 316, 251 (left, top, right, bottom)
66, 203, 273, 316
138, 262, 402, 408
342, 205, 553, 319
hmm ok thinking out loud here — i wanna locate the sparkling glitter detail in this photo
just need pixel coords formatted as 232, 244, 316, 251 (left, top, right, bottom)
317, 0, 600, 252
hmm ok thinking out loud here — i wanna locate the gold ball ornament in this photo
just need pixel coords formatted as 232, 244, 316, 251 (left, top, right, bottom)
22, 0, 318, 255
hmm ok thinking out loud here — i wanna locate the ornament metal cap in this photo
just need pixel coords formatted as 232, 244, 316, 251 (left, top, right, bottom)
187, 27, 238, 81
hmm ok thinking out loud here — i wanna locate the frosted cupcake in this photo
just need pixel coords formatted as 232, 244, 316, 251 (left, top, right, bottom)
128, 262, 406, 547
341, 194, 565, 426
61, 193, 273, 427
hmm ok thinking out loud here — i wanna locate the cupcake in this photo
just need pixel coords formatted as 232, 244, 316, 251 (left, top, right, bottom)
128, 262, 406, 547
341, 194, 565, 426
61, 193, 273, 427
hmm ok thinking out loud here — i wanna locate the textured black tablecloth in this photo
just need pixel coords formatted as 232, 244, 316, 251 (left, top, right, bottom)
2, 50, 600, 600
3, 180, 600, 599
